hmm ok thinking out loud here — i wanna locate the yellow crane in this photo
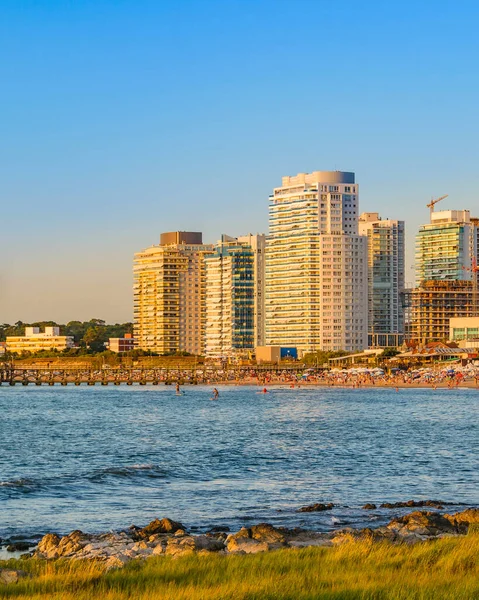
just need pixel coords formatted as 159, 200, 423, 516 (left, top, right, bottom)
426, 194, 448, 217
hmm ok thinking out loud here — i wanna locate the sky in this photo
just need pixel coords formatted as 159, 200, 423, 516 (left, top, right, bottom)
1, 0, 479, 324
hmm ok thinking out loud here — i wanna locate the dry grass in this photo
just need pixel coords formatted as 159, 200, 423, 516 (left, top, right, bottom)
1, 530, 478, 599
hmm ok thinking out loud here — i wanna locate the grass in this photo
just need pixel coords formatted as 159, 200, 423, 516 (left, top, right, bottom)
1, 531, 478, 599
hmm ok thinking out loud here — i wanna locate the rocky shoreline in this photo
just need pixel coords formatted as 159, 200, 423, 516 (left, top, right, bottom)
1, 505, 477, 575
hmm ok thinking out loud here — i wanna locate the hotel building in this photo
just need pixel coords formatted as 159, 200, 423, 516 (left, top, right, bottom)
204, 235, 259, 358
265, 171, 368, 355
359, 213, 405, 347
6, 327, 75, 355
133, 232, 214, 355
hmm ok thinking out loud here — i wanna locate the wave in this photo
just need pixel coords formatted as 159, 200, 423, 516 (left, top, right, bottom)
87, 464, 170, 482
0, 477, 37, 489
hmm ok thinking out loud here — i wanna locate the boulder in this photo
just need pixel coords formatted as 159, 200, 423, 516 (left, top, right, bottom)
0, 569, 30, 585
37, 533, 61, 559
104, 555, 129, 571
226, 524, 286, 553
140, 518, 185, 537
6, 542, 32, 552
165, 535, 225, 557
387, 511, 456, 537
298, 503, 334, 513
226, 536, 269, 554
250, 523, 286, 546
362, 504, 377, 510
445, 508, 479, 533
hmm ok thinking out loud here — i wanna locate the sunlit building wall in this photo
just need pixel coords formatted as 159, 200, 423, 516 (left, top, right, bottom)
265, 171, 368, 354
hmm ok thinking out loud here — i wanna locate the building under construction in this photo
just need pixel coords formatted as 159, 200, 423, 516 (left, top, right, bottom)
410, 280, 474, 343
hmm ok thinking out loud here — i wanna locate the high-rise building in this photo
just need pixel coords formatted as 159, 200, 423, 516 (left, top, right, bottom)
204, 235, 257, 358
133, 232, 214, 355
237, 233, 266, 347
416, 210, 478, 283
412, 209, 479, 343
359, 212, 405, 347
265, 171, 368, 355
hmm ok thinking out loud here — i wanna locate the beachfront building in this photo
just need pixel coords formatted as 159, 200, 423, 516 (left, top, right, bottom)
416, 210, 478, 284
265, 171, 368, 355
6, 326, 75, 355
410, 280, 474, 343
108, 333, 135, 353
237, 233, 266, 347
359, 213, 405, 348
411, 209, 479, 343
204, 235, 257, 358
133, 232, 214, 355
449, 316, 479, 348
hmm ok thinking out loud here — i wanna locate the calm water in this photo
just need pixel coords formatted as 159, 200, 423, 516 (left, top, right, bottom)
0, 385, 477, 543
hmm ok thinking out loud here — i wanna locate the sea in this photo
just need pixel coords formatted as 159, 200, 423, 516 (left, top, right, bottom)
0, 385, 477, 547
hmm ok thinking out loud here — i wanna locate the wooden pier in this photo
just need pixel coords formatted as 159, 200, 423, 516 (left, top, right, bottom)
0, 364, 306, 386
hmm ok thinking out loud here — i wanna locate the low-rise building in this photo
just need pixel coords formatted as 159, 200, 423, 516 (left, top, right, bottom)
449, 317, 479, 348
255, 346, 298, 363
108, 333, 135, 353
6, 327, 75, 355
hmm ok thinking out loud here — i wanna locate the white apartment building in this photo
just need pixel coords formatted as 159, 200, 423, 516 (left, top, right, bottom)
265, 171, 368, 354
6, 326, 75, 354
359, 213, 405, 346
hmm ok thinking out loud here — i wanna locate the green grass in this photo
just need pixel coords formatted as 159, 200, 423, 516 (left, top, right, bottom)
1, 531, 478, 599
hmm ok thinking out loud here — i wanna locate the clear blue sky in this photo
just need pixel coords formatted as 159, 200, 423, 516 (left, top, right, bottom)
1, 0, 479, 323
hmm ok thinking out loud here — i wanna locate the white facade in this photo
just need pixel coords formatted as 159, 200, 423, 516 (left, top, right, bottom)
6, 327, 75, 354
265, 171, 368, 354
359, 213, 405, 338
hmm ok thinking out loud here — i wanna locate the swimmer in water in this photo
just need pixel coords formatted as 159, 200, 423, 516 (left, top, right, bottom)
176, 383, 181, 395
212, 388, 219, 400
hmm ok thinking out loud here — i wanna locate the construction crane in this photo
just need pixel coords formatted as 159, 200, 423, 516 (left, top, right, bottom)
462, 257, 479, 317
427, 194, 448, 217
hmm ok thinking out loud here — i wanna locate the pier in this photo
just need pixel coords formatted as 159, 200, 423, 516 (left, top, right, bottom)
0, 364, 306, 386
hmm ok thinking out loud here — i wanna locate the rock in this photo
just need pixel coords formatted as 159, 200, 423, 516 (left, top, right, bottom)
6, 542, 32, 552
387, 511, 456, 537
380, 500, 446, 509
447, 508, 479, 525
331, 527, 397, 545
208, 526, 230, 533
0, 569, 30, 585
37, 533, 61, 558
362, 504, 377, 510
225, 524, 286, 554
226, 536, 269, 554
140, 518, 185, 537
165, 535, 225, 557
104, 555, 129, 571
250, 523, 286, 546
298, 503, 334, 513
174, 529, 186, 537
445, 508, 479, 533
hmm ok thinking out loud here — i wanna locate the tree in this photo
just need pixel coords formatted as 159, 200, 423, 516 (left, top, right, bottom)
381, 347, 400, 358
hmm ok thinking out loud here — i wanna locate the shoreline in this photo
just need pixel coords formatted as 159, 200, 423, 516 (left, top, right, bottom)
2, 501, 478, 562
1, 505, 477, 568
